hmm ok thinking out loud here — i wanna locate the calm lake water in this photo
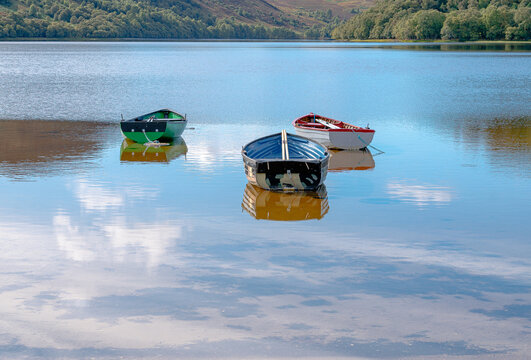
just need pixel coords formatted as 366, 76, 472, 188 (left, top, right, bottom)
0, 41, 530, 359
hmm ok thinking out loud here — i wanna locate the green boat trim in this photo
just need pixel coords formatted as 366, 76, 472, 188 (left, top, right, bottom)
128, 109, 186, 121
120, 108, 187, 144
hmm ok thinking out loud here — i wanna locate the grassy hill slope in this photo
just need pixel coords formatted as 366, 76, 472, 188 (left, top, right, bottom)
271, 0, 375, 19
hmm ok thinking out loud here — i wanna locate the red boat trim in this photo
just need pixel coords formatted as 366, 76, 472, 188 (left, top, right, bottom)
292, 114, 375, 133
294, 125, 374, 133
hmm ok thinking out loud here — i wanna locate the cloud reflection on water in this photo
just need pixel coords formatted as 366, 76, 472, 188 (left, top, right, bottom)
1, 201, 530, 358
386, 181, 454, 207
74, 179, 125, 211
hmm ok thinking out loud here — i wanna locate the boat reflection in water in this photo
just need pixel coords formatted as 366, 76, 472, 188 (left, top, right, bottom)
120, 137, 187, 163
242, 183, 329, 221
328, 148, 375, 172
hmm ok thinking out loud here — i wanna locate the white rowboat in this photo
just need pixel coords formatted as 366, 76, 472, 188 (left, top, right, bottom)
293, 113, 375, 150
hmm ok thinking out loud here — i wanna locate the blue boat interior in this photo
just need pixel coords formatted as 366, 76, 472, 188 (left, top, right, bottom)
244, 133, 327, 160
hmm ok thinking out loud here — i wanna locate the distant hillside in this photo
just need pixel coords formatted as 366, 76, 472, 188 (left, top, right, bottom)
0, 0, 366, 39
271, 0, 375, 19
332, 0, 531, 41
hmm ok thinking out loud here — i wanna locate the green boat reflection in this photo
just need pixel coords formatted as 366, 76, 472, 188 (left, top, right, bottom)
242, 183, 329, 221
120, 137, 187, 163
328, 148, 375, 172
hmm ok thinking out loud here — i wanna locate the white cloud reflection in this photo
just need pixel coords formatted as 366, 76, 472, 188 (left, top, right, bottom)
183, 125, 266, 172
387, 181, 454, 207
54, 214, 96, 262
75, 179, 124, 211
53, 213, 183, 268
74, 179, 158, 212
1, 212, 530, 358
103, 218, 183, 268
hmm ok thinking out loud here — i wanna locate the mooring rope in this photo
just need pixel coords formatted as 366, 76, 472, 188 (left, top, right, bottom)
142, 129, 152, 142
356, 133, 385, 155
142, 129, 165, 147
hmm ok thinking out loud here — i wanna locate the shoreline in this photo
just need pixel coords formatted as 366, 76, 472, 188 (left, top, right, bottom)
1, 114, 529, 123
0, 38, 530, 44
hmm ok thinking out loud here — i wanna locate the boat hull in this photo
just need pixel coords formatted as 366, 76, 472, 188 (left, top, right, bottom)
120, 109, 187, 144
120, 120, 187, 144
242, 131, 329, 191
294, 127, 374, 150
242, 155, 328, 191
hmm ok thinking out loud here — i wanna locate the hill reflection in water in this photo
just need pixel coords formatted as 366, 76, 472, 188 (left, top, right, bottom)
456, 116, 530, 175
372, 42, 531, 52
0, 119, 116, 180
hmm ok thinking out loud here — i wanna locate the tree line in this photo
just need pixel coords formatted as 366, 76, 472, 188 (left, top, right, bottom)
332, 0, 530, 41
0, 0, 301, 39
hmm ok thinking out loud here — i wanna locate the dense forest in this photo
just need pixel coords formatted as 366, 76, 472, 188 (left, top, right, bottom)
332, 0, 531, 40
0, 0, 340, 39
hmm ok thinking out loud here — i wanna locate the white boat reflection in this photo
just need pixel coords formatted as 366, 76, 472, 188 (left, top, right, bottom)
242, 183, 329, 221
328, 148, 375, 172
120, 137, 187, 163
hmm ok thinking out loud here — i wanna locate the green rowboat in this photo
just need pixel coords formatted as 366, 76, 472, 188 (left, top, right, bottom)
120, 109, 187, 144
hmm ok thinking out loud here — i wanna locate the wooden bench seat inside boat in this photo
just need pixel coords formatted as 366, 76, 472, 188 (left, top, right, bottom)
316, 119, 341, 129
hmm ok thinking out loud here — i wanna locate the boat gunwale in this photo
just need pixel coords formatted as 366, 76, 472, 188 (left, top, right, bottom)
293, 113, 375, 133
122, 108, 187, 123
242, 152, 328, 164
241, 131, 329, 162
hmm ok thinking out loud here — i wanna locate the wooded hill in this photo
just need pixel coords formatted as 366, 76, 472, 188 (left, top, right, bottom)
1, 0, 528, 40
0, 0, 353, 39
332, 0, 531, 40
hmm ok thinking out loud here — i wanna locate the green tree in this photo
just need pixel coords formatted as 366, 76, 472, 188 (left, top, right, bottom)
441, 9, 485, 40
412, 9, 446, 38
392, 14, 416, 39
28, 4, 39, 17
482, 5, 513, 39
46, 22, 68, 37
57, 8, 72, 22
505, 4, 531, 39
304, 25, 321, 38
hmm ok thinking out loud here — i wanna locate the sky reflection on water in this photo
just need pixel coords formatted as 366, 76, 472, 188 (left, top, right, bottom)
0, 42, 530, 359
0, 117, 530, 359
